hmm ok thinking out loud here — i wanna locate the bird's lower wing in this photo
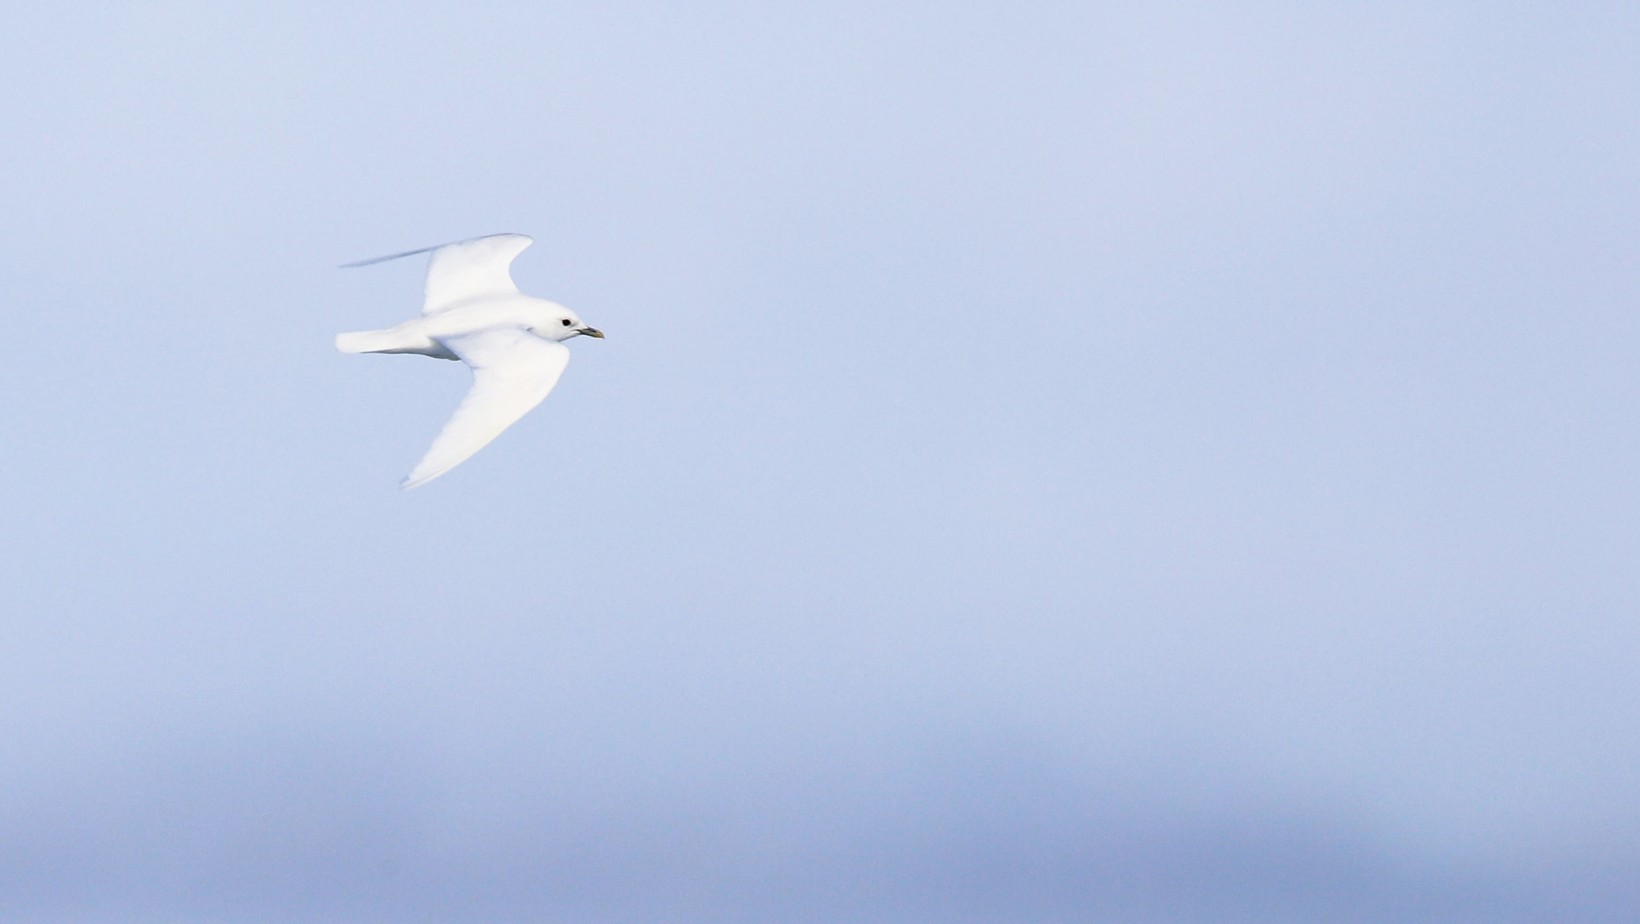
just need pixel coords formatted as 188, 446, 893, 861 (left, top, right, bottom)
401, 329, 570, 490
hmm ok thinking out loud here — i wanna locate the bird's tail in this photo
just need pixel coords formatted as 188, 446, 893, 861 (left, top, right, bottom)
336, 326, 425, 354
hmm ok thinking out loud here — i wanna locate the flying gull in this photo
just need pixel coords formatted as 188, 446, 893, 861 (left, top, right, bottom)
336, 233, 604, 489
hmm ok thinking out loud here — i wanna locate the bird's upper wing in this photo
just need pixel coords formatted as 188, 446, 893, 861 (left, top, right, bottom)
342, 233, 534, 316
420, 233, 533, 315
401, 327, 570, 490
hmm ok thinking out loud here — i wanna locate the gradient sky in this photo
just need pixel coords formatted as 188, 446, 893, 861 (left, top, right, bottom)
3, 3, 1638, 921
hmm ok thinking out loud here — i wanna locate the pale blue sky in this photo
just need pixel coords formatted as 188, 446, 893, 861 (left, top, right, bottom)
3, 2, 1638, 921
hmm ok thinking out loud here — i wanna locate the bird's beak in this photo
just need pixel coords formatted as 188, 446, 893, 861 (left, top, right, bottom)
578, 326, 605, 339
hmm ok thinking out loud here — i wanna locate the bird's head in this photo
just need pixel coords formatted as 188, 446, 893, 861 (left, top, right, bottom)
532, 302, 605, 342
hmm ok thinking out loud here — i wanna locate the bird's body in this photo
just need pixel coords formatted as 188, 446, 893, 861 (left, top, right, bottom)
337, 295, 584, 359
336, 233, 603, 489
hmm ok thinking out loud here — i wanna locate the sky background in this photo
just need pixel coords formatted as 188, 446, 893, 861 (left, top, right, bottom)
2, 2, 1638, 921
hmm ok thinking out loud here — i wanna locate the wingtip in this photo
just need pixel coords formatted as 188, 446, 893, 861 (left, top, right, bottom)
342, 233, 533, 269
400, 467, 448, 491
339, 244, 439, 269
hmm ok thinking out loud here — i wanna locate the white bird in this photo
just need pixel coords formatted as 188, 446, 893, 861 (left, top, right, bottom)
336, 233, 604, 489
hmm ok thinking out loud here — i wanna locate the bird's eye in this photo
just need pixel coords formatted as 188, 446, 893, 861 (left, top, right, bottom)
561, 318, 573, 327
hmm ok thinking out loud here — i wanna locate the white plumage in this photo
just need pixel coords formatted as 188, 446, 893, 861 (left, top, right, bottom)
337, 233, 604, 489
